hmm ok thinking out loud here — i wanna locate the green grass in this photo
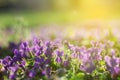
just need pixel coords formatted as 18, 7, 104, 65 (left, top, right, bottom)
0, 10, 78, 46
0, 11, 78, 29
0, 10, 120, 46
0, 10, 120, 29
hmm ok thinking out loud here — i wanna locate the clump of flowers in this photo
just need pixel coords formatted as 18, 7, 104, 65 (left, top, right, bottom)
0, 38, 120, 80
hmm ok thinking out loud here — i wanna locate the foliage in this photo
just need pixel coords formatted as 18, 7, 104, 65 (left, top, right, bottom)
1, 38, 120, 80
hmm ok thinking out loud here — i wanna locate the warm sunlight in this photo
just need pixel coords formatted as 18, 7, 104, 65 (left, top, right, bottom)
70, 0, 120, 19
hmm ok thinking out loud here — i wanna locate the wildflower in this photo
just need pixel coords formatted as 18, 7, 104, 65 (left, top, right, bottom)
28, 69, 36, 78
80, 60, 96, 74
105, 56, 120, 77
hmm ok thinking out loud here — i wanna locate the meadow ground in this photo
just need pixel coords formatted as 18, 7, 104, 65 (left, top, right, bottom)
1, 11, 120, 80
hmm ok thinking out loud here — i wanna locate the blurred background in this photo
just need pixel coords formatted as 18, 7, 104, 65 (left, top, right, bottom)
0, 0, 120, 57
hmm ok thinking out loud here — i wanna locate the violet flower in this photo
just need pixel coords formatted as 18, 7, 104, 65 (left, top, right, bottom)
80, 60, 96, 74
28, 69, 36, 78
105, 56, 120, 76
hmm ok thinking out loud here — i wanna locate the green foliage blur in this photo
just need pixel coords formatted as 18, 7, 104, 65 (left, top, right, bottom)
0, 0, 120, 57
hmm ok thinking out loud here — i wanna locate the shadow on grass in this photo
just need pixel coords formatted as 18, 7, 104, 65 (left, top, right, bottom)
0, 42, 20, 59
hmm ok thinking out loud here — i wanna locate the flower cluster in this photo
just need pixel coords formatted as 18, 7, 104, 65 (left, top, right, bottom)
0, 39, 120, 80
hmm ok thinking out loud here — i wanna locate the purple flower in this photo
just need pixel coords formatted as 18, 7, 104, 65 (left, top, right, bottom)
114, 66, 120, 74
45, 41, 51, 47
80, 60, 96, 74
80, 53, 90, 63
63, 60, 69, 68
44, 47, 53, 58
12, 56, 22, 62
14, 49, 28, 58
34, 62, 39, 69
45, 67, 51, 78
29, 69, 36, 78
1, 56, 12, 67
71, 53, 78, 58
41, 70, 46, 76
34, 57, 44, 63
56, 57, 62, 64
22, 60, 26, 65
45, 59, 50, 64
21, 41, 29, 48
33, 38, 41, 46
9, 73, 16, 80
34, 57, 45, 69
55, 50, 64, 57
19, 42, 30, 54
105, 56, 120, 76
9, 66, 18, 73
79, 47, 101, 74
14, 49, 21, 57
19, 60, 26, 69
111, 49, 115, 56
2, 59, 8, 66
32, 46, 43, 56
8, 66, 18, 80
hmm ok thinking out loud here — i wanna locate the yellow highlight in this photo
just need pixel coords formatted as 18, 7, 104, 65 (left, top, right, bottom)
70, 0, 120, 19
